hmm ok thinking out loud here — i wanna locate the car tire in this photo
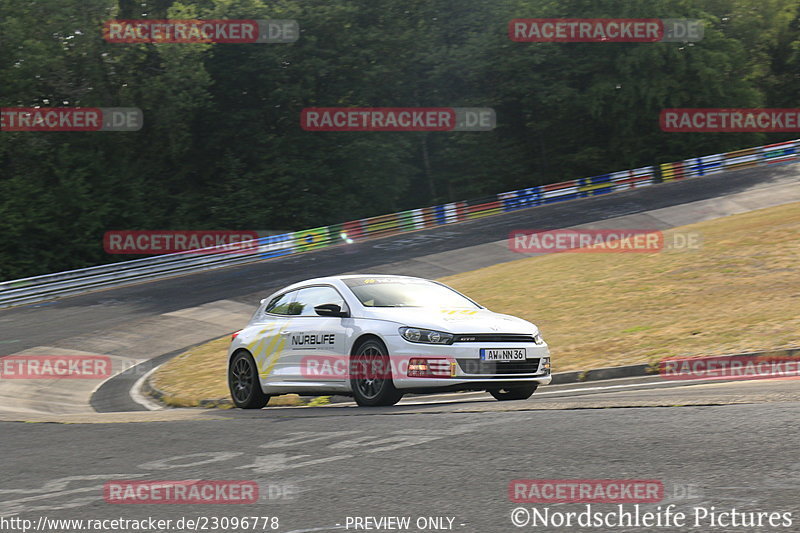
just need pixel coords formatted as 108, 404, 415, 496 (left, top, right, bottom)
350, 338, 403, 407
488, 384, 537, 401
228, 351, 270, 409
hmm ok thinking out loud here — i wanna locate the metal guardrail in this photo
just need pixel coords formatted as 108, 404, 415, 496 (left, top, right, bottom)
1, 139, 797, 308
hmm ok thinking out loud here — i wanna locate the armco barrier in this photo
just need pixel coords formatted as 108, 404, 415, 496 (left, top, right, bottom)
762, 139, 798, 164
0, 139, 797, 308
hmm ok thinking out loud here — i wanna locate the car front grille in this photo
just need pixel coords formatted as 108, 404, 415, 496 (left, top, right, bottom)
453, 334, 537, 343
457, 358, 541, 375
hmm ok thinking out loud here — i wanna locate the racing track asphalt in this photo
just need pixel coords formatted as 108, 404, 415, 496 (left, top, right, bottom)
2, 377, 800, 531
2, 163, 800, 530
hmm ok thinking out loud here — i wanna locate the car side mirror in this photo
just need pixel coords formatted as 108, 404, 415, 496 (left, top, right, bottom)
314, 303, 349, 318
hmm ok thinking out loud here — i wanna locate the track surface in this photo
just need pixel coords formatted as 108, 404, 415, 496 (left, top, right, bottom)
2, 378, 800, 531
2, 164, 800, 532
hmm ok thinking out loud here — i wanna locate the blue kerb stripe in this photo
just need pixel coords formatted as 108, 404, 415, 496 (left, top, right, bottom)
259, 234, 294, 259
501, 187, 542, 211
434, 205, 447, 224
582, 174, 611, 185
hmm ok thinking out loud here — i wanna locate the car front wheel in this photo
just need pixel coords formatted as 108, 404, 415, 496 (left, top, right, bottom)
488, 384, 537, 401
350, 339, 403, 407
228, 351, 270, 409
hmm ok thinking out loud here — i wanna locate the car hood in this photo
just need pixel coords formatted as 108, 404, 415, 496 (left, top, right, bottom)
357, 307, 538, 334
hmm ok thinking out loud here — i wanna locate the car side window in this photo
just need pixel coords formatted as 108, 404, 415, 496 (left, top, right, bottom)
293, 286, 345, 316
264, 290, 299, 316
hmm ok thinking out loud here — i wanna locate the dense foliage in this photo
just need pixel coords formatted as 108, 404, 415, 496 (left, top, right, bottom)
1, 0, 798, 279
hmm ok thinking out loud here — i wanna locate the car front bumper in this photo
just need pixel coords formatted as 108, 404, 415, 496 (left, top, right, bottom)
388, 341, 552, 390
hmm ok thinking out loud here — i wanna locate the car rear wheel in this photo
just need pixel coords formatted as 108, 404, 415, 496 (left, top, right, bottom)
488, 384, 537, 401
350, 339, 403, 407
229, 351, 270, 409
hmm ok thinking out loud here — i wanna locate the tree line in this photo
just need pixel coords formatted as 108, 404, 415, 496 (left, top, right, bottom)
1, 0, 798, 279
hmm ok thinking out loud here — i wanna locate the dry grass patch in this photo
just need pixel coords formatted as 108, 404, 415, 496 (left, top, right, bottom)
441, 202, 800, 372
150, 337, 305, 407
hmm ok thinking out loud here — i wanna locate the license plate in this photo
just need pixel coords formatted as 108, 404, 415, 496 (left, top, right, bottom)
480, 348, 526, 361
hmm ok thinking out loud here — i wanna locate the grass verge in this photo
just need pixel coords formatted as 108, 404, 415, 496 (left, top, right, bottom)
149, 337, 320, 407
442, 201, 800, 370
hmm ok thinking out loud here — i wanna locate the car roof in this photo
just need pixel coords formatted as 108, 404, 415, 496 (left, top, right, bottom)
289, 274, 429, 286
273, 274, 432, 293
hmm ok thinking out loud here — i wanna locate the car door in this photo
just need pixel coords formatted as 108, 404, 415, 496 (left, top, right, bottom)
252, 289, 299, 385
279, 285, 350, 384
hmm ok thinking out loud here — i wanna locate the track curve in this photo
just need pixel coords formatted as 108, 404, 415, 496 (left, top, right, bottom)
0, 162, 798, 417
2, 164, 799, 530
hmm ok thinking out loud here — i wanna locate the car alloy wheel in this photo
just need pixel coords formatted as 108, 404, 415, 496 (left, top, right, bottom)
350, 339, 403, 407
228, 351, 270, 409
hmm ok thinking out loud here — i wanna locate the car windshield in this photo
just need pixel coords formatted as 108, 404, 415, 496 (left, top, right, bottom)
343, 278, 480, 308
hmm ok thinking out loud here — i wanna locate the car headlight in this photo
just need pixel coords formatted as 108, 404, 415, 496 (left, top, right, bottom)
533, 333, 546, 345
399, 327, 454, 345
